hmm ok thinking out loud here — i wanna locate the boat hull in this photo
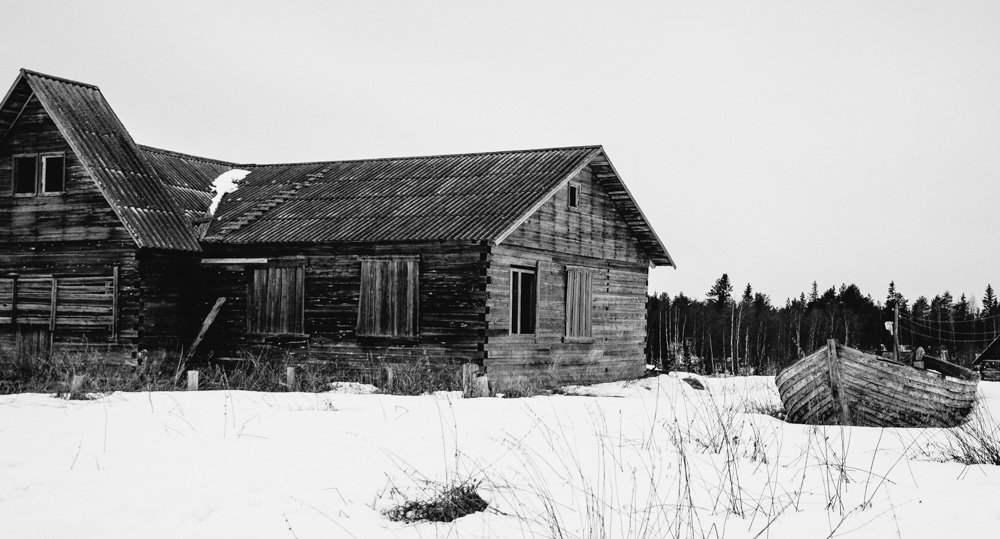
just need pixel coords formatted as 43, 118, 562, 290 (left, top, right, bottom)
775, 340, 978, 428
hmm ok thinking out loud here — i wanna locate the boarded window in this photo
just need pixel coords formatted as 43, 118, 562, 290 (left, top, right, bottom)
565, 267, 593, 338
510, 267, 536, 334
42, 155, 65, 193
247, 264, 305, 334
358, 257, 419, 338
13, 156, 37, 195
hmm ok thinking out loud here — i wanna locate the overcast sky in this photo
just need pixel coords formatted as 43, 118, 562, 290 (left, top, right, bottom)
3, 0, 998, 305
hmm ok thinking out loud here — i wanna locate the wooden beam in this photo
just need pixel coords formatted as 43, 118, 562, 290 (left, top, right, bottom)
201, 258, 269, 265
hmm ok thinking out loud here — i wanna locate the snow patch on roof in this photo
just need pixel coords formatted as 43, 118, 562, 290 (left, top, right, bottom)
209, 169, 251, 215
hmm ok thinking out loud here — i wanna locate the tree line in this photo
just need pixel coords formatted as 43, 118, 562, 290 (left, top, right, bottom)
645, 275, 1000, 374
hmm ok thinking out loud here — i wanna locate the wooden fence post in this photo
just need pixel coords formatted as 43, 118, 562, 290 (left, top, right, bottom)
68, 374, 86, 399
187, 370, 199, 391
286, 366, 296, 390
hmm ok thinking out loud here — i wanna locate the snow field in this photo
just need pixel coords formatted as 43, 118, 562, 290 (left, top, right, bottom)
2, 375, 1000, 538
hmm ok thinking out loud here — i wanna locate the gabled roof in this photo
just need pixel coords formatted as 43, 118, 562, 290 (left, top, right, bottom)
205, 146, 674, 266
138, 145, 238, 220
0, 69, 202, 251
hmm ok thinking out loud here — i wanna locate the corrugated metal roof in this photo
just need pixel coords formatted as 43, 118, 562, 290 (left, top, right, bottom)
206, 146, 673, 266
1, 70, 203, 251
138, 145, 238, 218
205, 147, 600, 245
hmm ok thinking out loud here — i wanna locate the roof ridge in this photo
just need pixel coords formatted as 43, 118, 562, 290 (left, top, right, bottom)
239, 144, 603, 168
137, 144, 239, 167
20, 69, 100, 90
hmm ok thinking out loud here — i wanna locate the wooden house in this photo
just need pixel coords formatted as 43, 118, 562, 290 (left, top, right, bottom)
0, 69, 675, 387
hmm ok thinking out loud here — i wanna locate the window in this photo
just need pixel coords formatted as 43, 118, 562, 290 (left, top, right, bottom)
247, 263, 305, 334
568, 184, 579, 209
12, 154, 65, 196
42, 155, 65, 193
13, 156, 37, 195
358, 257, 419, 338
510, 267, 537, 334
565, 267, 593, 339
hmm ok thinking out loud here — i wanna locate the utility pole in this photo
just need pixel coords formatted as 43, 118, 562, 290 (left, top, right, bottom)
893, 302, 901, 363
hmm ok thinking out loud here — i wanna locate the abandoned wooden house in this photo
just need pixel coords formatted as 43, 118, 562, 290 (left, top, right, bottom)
0, 69, 674, 386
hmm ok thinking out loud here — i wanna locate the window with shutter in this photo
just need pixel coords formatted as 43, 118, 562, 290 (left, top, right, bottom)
247, 263, 305, 335
357, 257, 419, 338
565, 267, 593, 339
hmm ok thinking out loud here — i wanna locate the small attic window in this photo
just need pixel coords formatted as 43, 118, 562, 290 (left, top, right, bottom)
42, 155, 65, 193
568, 184, 579, 209
13, 155, 37, 195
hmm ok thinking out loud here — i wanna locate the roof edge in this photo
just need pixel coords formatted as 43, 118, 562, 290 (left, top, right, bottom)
137, 144, 240, 168
20, 68, 100, 90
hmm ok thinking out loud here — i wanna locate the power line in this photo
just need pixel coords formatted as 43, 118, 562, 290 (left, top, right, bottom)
897, 323, 999, 344
897, 317, 1000, 338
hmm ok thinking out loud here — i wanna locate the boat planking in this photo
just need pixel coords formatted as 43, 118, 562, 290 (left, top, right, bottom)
775, 339, 978, 428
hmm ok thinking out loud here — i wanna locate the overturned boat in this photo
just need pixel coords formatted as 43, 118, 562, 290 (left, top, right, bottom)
775, 339, 978, 427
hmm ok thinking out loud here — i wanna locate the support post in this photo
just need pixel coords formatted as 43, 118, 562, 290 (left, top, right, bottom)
893, 303, 900, 363
112, 266, 119, 343
286, 366, 296, 391
187, 370, 199, 391
9, 274, 16, 325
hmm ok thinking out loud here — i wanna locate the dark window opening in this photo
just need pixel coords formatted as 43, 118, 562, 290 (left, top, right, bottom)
358, 257, 419, 338
247, 264, 305, 334
510, 267, 536, 334
565, 268, 593, 338
42, 156, 65, 193
13, 156, 37, 195
568, 184, 579, 209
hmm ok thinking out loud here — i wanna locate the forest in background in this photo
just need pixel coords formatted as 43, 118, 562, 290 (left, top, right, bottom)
645, 275, 1000, 375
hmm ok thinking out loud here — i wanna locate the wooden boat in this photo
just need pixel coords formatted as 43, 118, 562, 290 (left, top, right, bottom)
775, 339, 979, 427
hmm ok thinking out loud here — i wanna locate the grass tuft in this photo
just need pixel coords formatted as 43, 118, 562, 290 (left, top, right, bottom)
384, 481, 488, 523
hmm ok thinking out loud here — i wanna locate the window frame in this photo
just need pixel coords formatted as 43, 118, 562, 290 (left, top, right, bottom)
12, 154, 38, 197
245, 258, 306, 336
567, 183, 580, 210
40, 153, 66, 195
357, 256, 420, 341
564, 266, 594, 342
510, 265, 538, 335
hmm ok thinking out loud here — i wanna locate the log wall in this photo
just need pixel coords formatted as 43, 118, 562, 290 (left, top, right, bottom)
199, 242, 489, 369
485, 166, 650, 386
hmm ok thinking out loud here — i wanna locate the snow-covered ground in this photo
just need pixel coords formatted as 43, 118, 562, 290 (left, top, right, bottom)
2, 374, 1000, 538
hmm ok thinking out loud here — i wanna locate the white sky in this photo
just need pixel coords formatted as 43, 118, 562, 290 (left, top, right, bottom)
2, 0, 998, 304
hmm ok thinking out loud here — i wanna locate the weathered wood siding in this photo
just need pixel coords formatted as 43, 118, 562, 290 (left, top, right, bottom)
0, 96, 201, 365
0, 95, 132, 243
199, 242, 488, 369
0, 242, 139, 363
486, 166, 650, 386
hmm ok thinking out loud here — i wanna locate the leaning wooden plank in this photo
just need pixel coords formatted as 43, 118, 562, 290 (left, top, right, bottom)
173, 297, 227, 385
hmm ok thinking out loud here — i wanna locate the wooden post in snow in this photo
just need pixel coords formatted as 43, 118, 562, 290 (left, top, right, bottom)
187, 370, 199, 391
286, 366, 296, 391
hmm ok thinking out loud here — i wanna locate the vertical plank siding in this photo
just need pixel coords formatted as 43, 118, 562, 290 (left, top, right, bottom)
486, 166, 650, 386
